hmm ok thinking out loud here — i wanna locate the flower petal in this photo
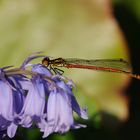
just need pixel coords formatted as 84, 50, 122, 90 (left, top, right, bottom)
0, 81, 14, 120
21, 52, 44, 69
21, 82, 45, 116
20, 116, 32, 128
69, 94, 88, 120
53, 79, 88, 120
43, 89, 74, 138
7, 123, 17, 138
32, 64, 52, 77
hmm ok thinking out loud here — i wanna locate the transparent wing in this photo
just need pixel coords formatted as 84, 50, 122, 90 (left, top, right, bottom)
64, 58, 131, 73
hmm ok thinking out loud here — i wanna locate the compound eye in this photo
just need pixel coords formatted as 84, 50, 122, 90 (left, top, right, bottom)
42, 57, 50, 66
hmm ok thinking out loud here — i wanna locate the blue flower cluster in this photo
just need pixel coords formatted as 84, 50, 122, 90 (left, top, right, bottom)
0, 53, 88, 138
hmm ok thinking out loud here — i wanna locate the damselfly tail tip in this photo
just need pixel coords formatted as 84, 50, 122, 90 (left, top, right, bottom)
128, 73, 140, 80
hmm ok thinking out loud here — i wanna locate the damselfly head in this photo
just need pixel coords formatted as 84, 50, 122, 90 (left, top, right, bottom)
42, 57, 50, 66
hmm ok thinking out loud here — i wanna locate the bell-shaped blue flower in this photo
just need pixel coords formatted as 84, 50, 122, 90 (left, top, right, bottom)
0, 69, 25, 138
40, 76, 88, 138
19, 76, 46, 127
19, 64, 52, 127
0, 80, 14, 121
54, 76, 88, 120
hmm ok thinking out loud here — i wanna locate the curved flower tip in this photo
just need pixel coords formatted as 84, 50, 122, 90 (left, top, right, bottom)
72, 123, 87, 129
20, 52, 45, 69
7, 123, 17, 138
78, 108, 88, 120
69, 91, 88, 120
19, 116, 32, 128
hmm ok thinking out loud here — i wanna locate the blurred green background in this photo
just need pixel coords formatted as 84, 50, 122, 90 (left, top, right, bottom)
0, 0, 140, 140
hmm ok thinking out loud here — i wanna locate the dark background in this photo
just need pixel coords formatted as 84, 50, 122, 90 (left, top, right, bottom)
114, 3, 140, 140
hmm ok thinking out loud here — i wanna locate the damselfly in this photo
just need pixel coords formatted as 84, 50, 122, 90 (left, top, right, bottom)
42, 57, 140, 80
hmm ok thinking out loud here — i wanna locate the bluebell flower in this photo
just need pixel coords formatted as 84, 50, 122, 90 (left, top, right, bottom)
19, 76, 47, 127
6, 72, 30, 138
0, 79, 14, 121
0, 53, 88, 139
18, 63, 52, 127
40, 76, 88, 138
0, 69, 25, 138
54, 76, 88, 120
7, 75, 26, 115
